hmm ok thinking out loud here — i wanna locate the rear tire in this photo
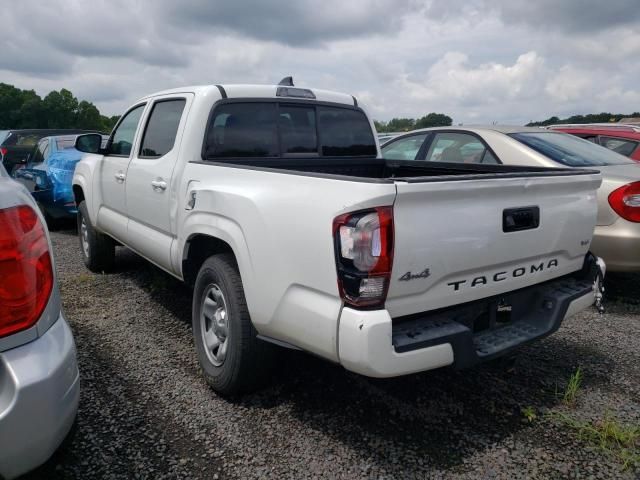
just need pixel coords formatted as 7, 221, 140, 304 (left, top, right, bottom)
192, 254, 275, 395
77, 200, 115, 272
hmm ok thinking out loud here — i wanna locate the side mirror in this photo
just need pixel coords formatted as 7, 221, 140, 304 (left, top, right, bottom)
75, 133, 104, 154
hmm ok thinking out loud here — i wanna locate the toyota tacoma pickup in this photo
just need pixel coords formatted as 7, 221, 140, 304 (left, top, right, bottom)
72, 80, 604, 394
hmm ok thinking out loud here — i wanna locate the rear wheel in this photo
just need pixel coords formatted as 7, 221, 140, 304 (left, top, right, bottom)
77, 200, 115, 272
192, 254, 275, 395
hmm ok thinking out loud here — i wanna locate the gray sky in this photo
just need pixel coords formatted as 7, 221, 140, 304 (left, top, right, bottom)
1, 0, 639, 124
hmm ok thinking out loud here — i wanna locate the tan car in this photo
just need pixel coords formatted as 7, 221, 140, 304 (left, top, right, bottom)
382, 127, 640, 272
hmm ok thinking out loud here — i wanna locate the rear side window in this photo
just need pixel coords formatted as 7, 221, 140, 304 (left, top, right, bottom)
599, 136, 639, 157
56, 136, 78, 150
203, 102, 375, 159
139, 99, 186, 158
425, 132, 498, 164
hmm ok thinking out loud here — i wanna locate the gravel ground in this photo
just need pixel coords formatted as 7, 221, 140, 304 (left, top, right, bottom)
23, 228, 639, 479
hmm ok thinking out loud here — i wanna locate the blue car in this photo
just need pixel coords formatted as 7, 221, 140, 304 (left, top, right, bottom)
14, 134, 106, 227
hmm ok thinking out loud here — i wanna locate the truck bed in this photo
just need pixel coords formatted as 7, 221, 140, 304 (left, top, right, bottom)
199, 157, 597, 183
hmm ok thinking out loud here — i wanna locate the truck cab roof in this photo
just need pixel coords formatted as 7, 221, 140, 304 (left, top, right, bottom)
137, 84, 357, 107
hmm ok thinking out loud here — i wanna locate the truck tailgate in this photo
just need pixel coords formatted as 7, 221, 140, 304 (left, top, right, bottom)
386, 172, 601, 318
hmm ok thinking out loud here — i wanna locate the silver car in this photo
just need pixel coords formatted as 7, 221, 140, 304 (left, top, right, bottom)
382, 127, 640, 272
0, 166, 79, 478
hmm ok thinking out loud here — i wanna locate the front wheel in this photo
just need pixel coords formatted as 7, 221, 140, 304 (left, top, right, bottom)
192, 254, 275, 395
77, 201, 115, 272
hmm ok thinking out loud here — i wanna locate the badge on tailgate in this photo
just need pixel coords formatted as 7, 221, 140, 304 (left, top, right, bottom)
503, 206, 540, 233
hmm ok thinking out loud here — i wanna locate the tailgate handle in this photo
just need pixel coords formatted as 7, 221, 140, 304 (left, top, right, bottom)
503, 206, 540, 232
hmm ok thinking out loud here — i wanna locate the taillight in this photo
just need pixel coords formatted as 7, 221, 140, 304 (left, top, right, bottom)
333, 207, 394, 309
608, 182, 640, 223
0, 147, 7, 158
0, 205, 54, 338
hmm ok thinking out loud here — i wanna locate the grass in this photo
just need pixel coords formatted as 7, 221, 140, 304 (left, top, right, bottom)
75, 272, 94, 284
554, 412, 639, 471
563, 367, 583, 407
522, 406, 537, 423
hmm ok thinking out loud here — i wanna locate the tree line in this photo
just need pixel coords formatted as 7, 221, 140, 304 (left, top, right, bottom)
374, 113, 453, 132
527, 112, 640, 127
2, 81, 637, 133
0, 83, 119, 132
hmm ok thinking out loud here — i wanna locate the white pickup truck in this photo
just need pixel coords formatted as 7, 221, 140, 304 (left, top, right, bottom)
73, 80, 604, 394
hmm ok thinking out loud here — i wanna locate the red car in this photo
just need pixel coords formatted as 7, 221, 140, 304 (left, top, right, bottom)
548, 124, 640, 162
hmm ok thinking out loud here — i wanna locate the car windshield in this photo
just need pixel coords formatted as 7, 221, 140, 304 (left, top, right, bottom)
2, 132, 43, 147
510, 132, 633, 167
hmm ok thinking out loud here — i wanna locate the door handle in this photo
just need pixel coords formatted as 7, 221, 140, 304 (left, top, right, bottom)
114, 172, 126, 182
151, 179, 167, 191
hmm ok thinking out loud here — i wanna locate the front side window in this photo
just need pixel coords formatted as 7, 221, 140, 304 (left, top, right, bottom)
599, 136, 639, 157
425, 132, 497, 164
108, 104, 145, 156
203, 102, 376, 159
510, 132, 634, 167
382, 134, 427, 160
139, 99, 186, 158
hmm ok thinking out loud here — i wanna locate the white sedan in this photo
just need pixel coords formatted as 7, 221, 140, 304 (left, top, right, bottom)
382, 126, 640, 272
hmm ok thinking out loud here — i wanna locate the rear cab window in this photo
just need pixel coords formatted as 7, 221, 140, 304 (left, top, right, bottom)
203, 101, 376, 160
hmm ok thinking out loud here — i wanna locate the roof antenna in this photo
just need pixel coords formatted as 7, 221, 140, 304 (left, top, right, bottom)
278, 76, 294, 86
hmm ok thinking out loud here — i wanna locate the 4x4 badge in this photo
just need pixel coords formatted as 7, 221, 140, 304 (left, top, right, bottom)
399, 268, 431, 281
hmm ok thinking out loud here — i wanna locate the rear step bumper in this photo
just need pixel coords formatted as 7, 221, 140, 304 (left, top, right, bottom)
338, 256, 602, 378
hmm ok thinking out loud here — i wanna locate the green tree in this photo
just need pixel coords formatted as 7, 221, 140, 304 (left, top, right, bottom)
415, 113, 452, 129
373, 120, 387, 132
75, 100, 104, 130
0, 83, 25, 128
0, 83, 115, 131
18, 92, 44, 128
386, 117, 415, 132
42, 89, 79, 128
101, 115, 120, 132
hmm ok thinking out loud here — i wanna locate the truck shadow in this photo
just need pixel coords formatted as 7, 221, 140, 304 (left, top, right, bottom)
604, 272, 640, 304
248, 339, 611, 470
114, 245, 616, 472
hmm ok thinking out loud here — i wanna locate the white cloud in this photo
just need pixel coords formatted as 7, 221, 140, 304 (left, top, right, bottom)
402, 51, 546, 105
545, 66, 591, 103
0, 0, 639, 124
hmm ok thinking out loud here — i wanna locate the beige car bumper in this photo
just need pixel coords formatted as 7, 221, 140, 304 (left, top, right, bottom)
591, 219, 640, 272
